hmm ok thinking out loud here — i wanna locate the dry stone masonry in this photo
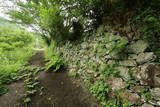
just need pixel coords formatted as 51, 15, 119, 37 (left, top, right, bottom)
57, 25, 160, 106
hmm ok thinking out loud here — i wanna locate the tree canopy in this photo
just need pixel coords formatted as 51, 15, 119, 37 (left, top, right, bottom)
7, 0, 160, 45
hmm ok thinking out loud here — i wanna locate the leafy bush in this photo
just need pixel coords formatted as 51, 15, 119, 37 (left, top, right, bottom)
132, 7, 160, 58
44, 42, 64, 72
0, 25, 34, 95
45, 54, 64, 72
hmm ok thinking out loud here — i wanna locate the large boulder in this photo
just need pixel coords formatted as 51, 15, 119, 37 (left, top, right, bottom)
130, 86, 147, 93
115, 66, 131, 81
128, 54, 138, 60
119, 59, 137, 67
150, 88, 160, 101
127, 40, 148, 54
136, 52, 156, 65
132, 64, 160, 87
121, 91, 142, 105
107, 77, 125, 91
142, 103, 154, 107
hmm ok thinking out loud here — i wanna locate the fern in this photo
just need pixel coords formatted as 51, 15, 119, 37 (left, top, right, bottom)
45, 55, 64, 72
44, 43, 64, 72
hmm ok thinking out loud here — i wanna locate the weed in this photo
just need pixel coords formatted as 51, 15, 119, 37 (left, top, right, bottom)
44, 43, 64, 72
100, 64, 120, 78
68, 72, 79, 78
0, 86, 8, 96
23, 97, 31, 103
19, 66, 44, 104
27, 90, 37, 95
89, 80, 110, 101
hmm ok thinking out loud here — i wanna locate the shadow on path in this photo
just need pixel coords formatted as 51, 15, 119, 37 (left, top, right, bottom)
0, 50, 98, 107
28, 50, 98, 107
28, 71, 98, 107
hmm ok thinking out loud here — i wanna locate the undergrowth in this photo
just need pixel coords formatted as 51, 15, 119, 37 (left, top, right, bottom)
18, 66, 45, 104
130, 4, 160, 59
87, 77, 131, 107
44, 42, 64, 72
0, 25, 34, 95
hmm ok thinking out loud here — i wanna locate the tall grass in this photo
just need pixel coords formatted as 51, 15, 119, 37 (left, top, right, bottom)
0, 25, 34, 95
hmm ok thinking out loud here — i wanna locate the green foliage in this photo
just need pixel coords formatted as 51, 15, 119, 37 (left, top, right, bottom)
0, 86, 8, 96
39, 4, 70, 43
141, 15, 160, 57
23, 97, 31, 103
0, 25, 34, 95
99, 64, 119, 76
89, 80, 110, 101
68, 72, 79, 78
137, 87, 155, 101
44, 43, 64, 72
27, 90, 37, 95
0, 17, 9, 23
125, 80, 139, 88
131, 4, 160, 58
7, 0, 84, 44
19, 66, 44, 103
102, 99, 131, 107
45, 53, 64, 72
88, 79, 131, 107
55, 25, 133, 106
143, 92, 154, 101
94, 33, 128, 59
5, 0, 160, 106
8, 0, 129, 44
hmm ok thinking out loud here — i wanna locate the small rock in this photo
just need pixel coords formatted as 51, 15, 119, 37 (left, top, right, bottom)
133, 65, 149, 85
157, 101, 160, 106
136, 52, 155, 65
150, 88, 160, 100
122, 91, 141, 105
84, 69, 99, 77
107, 77, 125, 91
148, 100, 158, 106
128, 54, 138, 60
104, 55, 112, 60
119, 60, 137, 67
130, 86, 146, 93
127, 40, 148, 54
85, 69, 94, 74
142, 103, 154, 107
116, 66, 131, 81
48, 97, 51, 100
108, 60, 116, 65
81, 42, 88, 49
154, 77, 160, 87
124, 26, 132, 33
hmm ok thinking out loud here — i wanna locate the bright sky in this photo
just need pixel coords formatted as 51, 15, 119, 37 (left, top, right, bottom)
0, 0, 40, 33
0, 0, 21, 19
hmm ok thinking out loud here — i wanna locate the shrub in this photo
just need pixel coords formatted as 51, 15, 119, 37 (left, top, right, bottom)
44, 42, 64, 72
0, 25, 34, 95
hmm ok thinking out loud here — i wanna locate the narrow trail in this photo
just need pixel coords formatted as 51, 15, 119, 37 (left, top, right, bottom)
0, 50, 98, 107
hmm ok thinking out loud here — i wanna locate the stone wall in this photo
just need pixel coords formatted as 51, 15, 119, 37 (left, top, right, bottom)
56, 25, 160, 106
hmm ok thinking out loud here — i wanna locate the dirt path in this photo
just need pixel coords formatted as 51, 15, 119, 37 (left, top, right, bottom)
0, 50, 98, 107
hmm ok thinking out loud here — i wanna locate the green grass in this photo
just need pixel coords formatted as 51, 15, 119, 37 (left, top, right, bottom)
0, 25, 34, 95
